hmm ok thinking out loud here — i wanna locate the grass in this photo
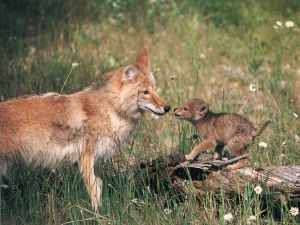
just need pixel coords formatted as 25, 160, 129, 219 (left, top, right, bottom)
1, 0, 300, 224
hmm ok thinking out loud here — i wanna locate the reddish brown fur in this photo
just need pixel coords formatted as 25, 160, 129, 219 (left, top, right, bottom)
0, 47, 170, 210
174, 98, 270, 170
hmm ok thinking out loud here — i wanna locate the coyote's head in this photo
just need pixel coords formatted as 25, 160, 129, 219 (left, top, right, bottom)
106, 47, 170, 119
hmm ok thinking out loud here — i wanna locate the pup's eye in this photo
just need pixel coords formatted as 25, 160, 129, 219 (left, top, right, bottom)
143, 90, 149, 94
183, 107, 187, 110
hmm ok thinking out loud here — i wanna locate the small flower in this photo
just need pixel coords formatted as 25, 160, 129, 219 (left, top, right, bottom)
224, 213, 234, 222
247, 215, 256, 224
164, 208, 172, 215
276, 21, 282, 27
71, 62, 79, 68
282, 141, 286, 146
254, 185, 262, 194
273, 25, 278, 29
200, 52, 206, 60
249, 83, 257, 92
290, 207, 299, 216
258, 142, 268, 148
29, 46, 36, 54
248, 215, 256, 221
293, 113, 298, 118
296, 173, 300, 178
285, 21, 295, 28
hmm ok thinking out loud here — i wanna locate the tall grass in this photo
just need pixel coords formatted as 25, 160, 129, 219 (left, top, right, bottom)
0, 0, 300, 224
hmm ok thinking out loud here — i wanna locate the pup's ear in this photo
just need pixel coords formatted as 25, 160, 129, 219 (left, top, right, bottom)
194, 103, 209, 120
136, 46, 150, 73
122, 65, 137, 81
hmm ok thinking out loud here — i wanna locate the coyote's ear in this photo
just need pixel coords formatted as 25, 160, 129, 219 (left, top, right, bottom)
194, 103, 209, 121
122, 66, 137, 81
136, 46, 150, 73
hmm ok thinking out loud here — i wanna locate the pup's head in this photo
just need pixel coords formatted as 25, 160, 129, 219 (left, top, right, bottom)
174, 99, 209, 122
107, 47, 170, 119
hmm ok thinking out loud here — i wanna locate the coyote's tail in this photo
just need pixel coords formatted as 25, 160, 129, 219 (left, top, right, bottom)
251, 120, 271, 138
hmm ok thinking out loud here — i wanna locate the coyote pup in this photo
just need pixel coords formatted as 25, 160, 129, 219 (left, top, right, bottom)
0, 47, 170, 210
174, 99, 270, 170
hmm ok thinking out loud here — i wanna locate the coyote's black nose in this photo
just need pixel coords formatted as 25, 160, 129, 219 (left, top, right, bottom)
164, 106, 171, 112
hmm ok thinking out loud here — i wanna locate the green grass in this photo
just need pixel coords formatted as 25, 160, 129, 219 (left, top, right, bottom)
1, 0, 300, 224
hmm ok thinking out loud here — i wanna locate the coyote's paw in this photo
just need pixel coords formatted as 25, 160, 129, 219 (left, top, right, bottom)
91, 177, 103, 212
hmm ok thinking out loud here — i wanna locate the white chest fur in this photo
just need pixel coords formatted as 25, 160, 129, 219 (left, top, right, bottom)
95, 112, 136, 158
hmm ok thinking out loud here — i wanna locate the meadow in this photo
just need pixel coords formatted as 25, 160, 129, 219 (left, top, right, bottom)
0, 0, 300, 224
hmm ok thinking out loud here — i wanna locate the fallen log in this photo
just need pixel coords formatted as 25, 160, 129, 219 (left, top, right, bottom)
133, 152, 300, 201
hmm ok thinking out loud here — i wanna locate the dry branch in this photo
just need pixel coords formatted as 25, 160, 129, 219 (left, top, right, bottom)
133, 152, 300, 201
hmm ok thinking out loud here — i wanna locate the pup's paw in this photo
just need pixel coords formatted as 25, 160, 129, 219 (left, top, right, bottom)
213, 152, 222, 160
185, 154, 195, 161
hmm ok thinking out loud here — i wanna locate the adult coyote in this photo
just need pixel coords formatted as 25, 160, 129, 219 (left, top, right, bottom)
0, 47, 170, 210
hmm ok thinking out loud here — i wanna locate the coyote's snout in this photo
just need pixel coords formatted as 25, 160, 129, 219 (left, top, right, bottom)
0, 47, 169, 210
138, 88, 170, 115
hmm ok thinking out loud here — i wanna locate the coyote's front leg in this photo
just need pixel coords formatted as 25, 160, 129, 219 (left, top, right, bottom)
79, 139, 102, 211
185, 139, 216, 161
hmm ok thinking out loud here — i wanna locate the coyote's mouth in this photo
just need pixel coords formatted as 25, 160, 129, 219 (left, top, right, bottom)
144, 106, 165, 116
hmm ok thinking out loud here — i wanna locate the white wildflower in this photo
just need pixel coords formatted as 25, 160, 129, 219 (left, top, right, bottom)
282, 141, 286, 146
254, 185, 262, 194
247, 215, 256, 224
200, 52, 206, 60
164, 208, 172, 215
273, 25, 278, 29
71, 62, 79, 68
290, 207, 299, 216
29, 46, 36, 54
276, 21, 282, 27
258, 142, 268, 148
248, 215, 256, 221
249, 83, 257, 92
296, 173, 300, 178
224, 213, 234, 222
293, 113, 298, 118
285, 21, 295, 28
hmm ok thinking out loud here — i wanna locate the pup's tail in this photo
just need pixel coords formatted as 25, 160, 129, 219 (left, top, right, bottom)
251, 120, 271, 138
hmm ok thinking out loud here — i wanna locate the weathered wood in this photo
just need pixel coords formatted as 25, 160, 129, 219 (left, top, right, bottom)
133, 152, 300, 200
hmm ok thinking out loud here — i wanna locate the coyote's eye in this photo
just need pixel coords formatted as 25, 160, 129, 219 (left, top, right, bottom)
143, 90, 149, 94
183, 107, 187, 110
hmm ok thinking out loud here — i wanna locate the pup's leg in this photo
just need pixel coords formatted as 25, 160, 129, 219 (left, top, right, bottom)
79, 139, 102, 211
225, 158, 249, 170
225, 137, 250, 170
185, 139, 215, 161
213, 145, 224, 160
